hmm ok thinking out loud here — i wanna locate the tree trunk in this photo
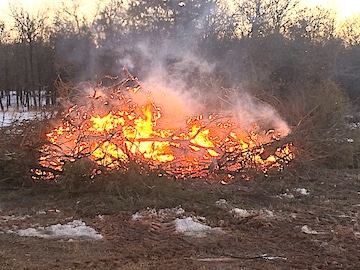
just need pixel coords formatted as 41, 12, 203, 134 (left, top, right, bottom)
6, 90, 10, 108
0, 97, 4, 111
24, 43, 29, 107
29, 41, 37, 108
36, 44, 42, 108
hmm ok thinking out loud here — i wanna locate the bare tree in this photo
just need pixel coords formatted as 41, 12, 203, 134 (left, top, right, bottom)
231, 0, 299, 38
54, 0, 99, 37
337, 17, 360, 46
286, 6, 336, 43
270, 0, 300, 34
0, 20, 6, 110
231, 0, 267, 37
0, 21, 4, 41
127, 0, 218, 41
9, 3, 48, 108
94, 0, 128, 41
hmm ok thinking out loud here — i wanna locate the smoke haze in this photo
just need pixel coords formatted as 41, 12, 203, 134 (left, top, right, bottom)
116, 38, 290, 136
57, 1, 291, 137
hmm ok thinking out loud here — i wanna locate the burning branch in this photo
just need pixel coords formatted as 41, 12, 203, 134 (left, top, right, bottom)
35, 70, 295, 182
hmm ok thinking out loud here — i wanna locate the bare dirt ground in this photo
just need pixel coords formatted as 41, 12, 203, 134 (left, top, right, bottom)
1, 170, 360, 270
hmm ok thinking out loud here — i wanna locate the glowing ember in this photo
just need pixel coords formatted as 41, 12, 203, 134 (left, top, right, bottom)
35, 74, 295, 181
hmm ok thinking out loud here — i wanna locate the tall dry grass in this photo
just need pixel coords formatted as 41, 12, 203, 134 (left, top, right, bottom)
276, 79, 359, 169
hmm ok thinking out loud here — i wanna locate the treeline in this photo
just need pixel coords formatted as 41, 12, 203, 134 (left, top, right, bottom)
0, 0, 360, 109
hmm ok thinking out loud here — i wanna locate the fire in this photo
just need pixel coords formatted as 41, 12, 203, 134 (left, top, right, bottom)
85, 103, 174, 166
35, 74, 295, 181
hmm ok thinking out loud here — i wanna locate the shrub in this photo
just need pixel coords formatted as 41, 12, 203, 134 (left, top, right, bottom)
0, 119, 49, 189
55, 157, 224, 212
279, 79, 359, 169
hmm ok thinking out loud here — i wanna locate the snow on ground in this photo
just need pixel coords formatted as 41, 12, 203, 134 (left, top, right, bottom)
230, 207, 275, 219
1, 214, 31, 222
175, 217, 223, 237
301, 225, 320, 235
132, 206, 223, 237
7, 220, 103, 240
1, 111, 41, 126
1, 190, 312, 241
0, 109, 56, 126
132, 202, 279, 238
230, 208, 252, 218
295, 188, 310, 196
277, 187, 310, 199
132, 206, 185, 220
300, 225, 326, 235
216, 199, 275, 219
0, 91, 58, 126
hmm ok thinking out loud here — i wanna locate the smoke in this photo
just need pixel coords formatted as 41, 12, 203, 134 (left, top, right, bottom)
231, 91, 290, 136
117, 38, 216, 119
56, 1, 291, 137
116, 37, 290, 136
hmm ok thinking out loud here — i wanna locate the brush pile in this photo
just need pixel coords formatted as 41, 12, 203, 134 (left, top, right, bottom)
35, 71, 295, 182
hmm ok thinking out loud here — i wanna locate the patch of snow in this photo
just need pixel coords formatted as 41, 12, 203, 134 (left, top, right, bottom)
259, 209, 275, 218
230, 208, 275, 219
262, 254, 288, 260
132, 206, 185, 220
295, 188, 309, 196
159, 207, 185, 216
337, 214, 351, 218
1, 111, 45, 127
215, 199, 228, 207
8, 220, 103, 240
1, 214, 31, 223
175, 217, 222, 237
133, 207, 221, 238
278, 188, 309, 198
131, 211, 147, 220
301, 225, 319, 235
278, 192, 295, 199
230, 208, 252, 218
349, 122, 360, 130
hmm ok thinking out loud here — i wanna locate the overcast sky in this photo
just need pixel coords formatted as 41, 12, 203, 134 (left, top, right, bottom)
1, 0, 360, 21
303, 0, 360, 19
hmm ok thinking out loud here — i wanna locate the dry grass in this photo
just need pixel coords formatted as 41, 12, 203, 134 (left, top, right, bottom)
0, 118, 51, 189
1, 74, 358, 204
247, 78, 360, 170
55, 159, 226, 214
284, 80, 359, 169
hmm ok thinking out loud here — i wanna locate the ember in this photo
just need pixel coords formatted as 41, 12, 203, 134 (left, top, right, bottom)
34, 71, 295, 181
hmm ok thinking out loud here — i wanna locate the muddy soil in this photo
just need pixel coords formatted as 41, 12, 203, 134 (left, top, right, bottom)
1, 170, 360, 270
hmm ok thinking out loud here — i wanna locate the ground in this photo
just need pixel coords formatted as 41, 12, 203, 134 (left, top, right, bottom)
1, 169, 360, 270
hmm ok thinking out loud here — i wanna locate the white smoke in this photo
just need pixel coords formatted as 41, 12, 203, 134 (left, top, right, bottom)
232, 91, 290, 136
117, 38, 290, 136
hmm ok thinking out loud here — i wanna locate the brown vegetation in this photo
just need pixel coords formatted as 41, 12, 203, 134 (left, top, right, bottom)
1, 2, 360, 268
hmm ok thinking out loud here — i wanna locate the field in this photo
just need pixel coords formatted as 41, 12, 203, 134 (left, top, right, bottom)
1, 168, 360, 270
2, 0, 360, 268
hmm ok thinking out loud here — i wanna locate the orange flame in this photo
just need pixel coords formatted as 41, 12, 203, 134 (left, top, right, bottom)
36, 81, 295, 181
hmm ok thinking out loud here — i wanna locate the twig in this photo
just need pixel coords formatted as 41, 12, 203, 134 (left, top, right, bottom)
180, 237, 287, 261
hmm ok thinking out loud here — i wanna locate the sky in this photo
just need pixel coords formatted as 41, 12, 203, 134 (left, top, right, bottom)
0, 0, 97, 18
1, 0, 360, 20
302, 0, 360, 19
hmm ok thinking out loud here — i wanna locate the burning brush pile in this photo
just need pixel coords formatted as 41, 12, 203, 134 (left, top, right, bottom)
34, 70, 295, 183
